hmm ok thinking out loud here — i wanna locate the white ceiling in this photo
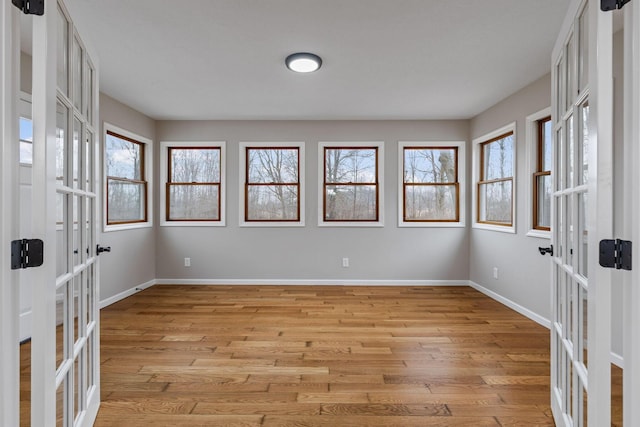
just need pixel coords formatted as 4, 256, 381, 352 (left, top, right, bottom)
62, 0, 571, 121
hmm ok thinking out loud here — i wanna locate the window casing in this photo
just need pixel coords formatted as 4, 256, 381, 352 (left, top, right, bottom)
318, 142, 384, 227
533, 116, 552, 231
474, 125, 516, 231
104, 124, 152, 231
240, 142, 305, 226
401, 145, 460, 223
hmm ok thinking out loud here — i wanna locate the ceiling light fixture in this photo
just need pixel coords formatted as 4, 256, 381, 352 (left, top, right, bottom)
285, 52, 322, 73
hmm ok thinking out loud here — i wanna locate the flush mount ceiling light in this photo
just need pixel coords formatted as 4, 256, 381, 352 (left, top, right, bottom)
285, 52, 322, 73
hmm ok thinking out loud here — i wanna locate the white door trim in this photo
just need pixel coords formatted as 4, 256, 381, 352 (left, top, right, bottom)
30, 2, 60, 424
624, 2, 640, 425
587, 0, 614, 425
0, 1, 20, 426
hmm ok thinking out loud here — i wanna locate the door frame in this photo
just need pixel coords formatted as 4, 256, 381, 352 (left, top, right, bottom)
624, 1, 640, 425
0, 1, 21, 426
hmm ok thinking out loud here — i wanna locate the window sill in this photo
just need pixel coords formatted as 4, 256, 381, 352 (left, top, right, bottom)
526, 229, 551, 239
104, 222, 153, 233
160, 221, 226, 227
398, 221, 465, 228
318, 221, 384, 228
239, 221, 306, 228
472, 222, 516, 234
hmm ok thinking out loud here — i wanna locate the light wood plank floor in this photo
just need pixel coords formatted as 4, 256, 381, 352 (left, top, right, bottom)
96, 285, 554, 426
20, 285, 624, 426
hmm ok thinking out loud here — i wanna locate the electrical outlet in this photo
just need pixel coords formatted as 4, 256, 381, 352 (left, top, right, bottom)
493, 267, 498, 280
184, 257, 191, 267
342, 257, 349, 268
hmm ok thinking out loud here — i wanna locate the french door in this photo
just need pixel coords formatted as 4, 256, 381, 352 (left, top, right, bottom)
2, 0, 101, 425
550, 0, 613, 426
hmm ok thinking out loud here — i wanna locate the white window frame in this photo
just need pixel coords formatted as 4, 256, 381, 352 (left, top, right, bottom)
103, 122, 153, 232
526, 107, 552, 239
472, 122, 517, 234
318, 141, 384, 227
160, 141, 226, 227
398, 140, 466, 228
239, 141, 305, 227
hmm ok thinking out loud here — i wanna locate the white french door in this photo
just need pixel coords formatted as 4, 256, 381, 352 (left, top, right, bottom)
1, 2, 21, 426
551, 0, 613, 426
29, 0, 101, 426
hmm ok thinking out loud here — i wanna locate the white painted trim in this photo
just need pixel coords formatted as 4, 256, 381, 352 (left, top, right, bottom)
0, 3, 21, 426
468, 280, 551, 328
317, 141, 385, 227
155, 278, 469, 287
471, 122, 517, 234
238, 141, 306, 227
611, 352, 624, 369
102, 122, 154, 232
397, 140, 466, 227
159, 141, 227, 227
99, 279, 156, 309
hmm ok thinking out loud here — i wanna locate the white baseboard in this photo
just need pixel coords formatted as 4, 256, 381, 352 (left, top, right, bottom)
468, 280, 551, 329
154, 278, 470, 287
611, 352, 624, 369
99, 279, 156, 309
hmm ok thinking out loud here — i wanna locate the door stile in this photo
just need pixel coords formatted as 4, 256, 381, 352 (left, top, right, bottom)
587, 0, 613, 425
624, 2, 640, 425
31, 2, 60, 425
0, 2, 21, 426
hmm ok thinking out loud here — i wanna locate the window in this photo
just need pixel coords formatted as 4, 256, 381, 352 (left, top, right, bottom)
240, 142, 304, 226
474, 123, 516, 232
399, 141, 465, 226
160, 141, 226, 226
533, 116, 552, 231
19, 94, 33, 164
319, 142, 384, 226
104, 124, 152, 230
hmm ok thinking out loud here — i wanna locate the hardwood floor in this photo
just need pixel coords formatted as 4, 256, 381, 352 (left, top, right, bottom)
91, 285, 554, 426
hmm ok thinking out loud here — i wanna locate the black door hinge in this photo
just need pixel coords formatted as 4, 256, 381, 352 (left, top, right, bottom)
601, 0, 632, 11
599, 239, 632, 270
11, 0, 44, 15
11, 239, 44, 270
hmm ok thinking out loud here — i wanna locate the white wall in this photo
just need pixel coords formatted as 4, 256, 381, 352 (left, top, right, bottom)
469, 74, 553, 321
155, 120, 470, 283
98, 94, 157, 302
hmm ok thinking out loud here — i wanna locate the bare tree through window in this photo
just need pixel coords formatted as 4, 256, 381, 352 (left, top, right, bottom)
245, 147, 300, 221
403, 147, 458, 221
323, 147, 378, 221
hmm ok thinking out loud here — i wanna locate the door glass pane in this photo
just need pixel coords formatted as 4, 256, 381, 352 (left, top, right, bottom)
555, 195, 564, 258
557, 55, 565, 117
73, 117, 81, 189
73, 36, 82, 111
578, 7, 589, 93
580, 101, 590, 185
55, 285, 67, 371
567, 115, 574, 188
86, 265, 94, 325
85, 60, 94, 121
74, 356, 80, 421
85, 129, 94, 191
56, 192, 68, 277
566, 34, 575, 109
56, 101, 68, 186
73, 196, 80, 267
57, 7, 69, 96
565, 195, 573, 267
578, 192, 588, 278
556, 128, 564, 191
579, 285, 588, 367
73, 275, 81, 344
85, 198, 93, 260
